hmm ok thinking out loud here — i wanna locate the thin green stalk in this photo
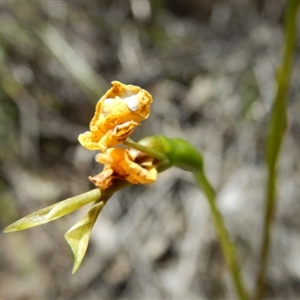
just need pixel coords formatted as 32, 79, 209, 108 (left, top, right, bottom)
195, 170, 249, 300
254, 1, 300, 299
124, 138, 168, 161
137, 135, 248, 299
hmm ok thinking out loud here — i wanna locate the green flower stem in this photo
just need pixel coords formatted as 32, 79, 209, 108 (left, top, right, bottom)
136, 135, 248, 300
254, 1, 300, 299
195, 170, 249, 300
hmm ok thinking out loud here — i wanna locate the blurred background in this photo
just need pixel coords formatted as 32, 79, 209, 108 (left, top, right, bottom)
1, 0, 300, 299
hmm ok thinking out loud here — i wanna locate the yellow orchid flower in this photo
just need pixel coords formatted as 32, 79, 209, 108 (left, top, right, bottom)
4, 82, 159, 274
78, 81, 153, 152
89, 148, 157, 189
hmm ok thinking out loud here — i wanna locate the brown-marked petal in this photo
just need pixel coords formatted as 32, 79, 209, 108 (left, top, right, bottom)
78, 81, 152, 151
90, 148, 157, 188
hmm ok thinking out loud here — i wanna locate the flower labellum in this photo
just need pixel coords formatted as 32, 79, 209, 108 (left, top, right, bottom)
89, 148, 157, 189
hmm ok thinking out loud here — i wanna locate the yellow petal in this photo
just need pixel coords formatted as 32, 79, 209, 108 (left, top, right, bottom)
78, 131, 101, 150
65, 199, 107, 273
78, 81, 153, 151
126, 166, 157, 184
99, 121, 138, 151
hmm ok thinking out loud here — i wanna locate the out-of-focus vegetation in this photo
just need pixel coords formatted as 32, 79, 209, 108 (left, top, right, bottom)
1, 1, 300, 299
255, 1, 299, 299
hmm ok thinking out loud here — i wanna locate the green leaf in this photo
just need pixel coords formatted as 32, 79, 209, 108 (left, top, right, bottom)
65, 199, 107, 273
4, 189, 102, 232
255, 1, 300, 299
